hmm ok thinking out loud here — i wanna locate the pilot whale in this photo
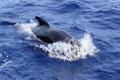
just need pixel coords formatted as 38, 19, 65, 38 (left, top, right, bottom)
32, 16, 73, 43
0, 16, 80, 45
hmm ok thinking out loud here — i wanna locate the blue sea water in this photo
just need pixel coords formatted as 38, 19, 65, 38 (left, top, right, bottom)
0, 0, 120, 80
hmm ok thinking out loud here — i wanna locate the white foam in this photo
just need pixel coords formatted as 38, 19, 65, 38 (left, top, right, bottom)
0, 61, 12, 68
0, 52, 12, 68
15, 22, 99, 61
0, 53, 2, 59
15, 20, 37, 39
39, 33, 99, 61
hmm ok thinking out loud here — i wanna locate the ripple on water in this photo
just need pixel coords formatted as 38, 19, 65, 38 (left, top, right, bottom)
54, 1, 89, 13
0, 52, 11, 68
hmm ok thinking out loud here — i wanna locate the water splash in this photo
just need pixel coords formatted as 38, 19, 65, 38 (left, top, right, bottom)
15, 20, 37, 39
15, 22, 99, 61
39, 33, 99, 61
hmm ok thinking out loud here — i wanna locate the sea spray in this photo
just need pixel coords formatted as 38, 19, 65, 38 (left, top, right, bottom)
39, 33, 99, 61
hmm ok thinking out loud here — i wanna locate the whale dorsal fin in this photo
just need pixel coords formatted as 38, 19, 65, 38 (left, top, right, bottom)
35, 16, 49, 27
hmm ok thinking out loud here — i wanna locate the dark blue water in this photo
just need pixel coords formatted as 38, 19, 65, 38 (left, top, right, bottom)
0, 0, 120, 80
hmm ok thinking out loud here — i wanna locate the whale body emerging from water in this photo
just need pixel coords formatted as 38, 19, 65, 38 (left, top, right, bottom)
32, 16, 73, 43
0, 16, 79, 45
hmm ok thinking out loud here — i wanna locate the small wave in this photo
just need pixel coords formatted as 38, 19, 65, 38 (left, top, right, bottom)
0, 52, 11, 68
69, 26, 86, 38
0, 52, 8, 62
90, 20, 119, 30
55, 1, 87, 13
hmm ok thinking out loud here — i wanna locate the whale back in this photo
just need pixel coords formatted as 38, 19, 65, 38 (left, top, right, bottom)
33, 16, 74, 44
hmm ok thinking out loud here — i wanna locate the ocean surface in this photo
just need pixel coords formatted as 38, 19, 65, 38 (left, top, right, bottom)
0, 0, 120, 80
